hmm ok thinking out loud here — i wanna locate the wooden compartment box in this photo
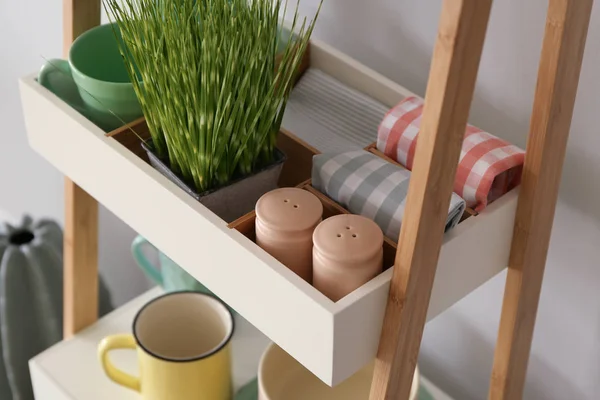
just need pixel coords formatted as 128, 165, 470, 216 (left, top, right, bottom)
230, 180, 399, 270
19, 38, 518, 385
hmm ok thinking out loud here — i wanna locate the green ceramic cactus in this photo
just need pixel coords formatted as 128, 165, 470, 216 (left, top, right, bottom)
0, 216, 113, 400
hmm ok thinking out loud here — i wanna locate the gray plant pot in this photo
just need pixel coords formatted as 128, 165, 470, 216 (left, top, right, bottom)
142, 141, 287, 222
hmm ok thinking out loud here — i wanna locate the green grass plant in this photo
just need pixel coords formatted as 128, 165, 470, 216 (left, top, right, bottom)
104, 0, 320, 192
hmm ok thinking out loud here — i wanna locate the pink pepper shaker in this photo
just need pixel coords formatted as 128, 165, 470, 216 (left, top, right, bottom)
255, 188, 323, 282
312, 214, 384, 301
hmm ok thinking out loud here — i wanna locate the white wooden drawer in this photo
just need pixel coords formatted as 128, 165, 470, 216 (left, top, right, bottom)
20, 38, 517, 386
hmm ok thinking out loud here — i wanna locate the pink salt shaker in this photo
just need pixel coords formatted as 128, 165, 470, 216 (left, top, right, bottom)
312, 214, 384, 301
255, 188, 323, 282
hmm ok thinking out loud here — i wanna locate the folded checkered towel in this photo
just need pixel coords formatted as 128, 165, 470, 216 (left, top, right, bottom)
377, 96, 525, 211
312, 150, 466, 240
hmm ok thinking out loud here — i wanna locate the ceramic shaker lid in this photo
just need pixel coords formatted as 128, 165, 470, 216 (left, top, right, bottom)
255, 188, 323, 232
313, 214, 383, 263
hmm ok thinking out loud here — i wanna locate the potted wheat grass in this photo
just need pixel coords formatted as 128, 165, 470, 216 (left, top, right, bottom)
104, 0, 320, 222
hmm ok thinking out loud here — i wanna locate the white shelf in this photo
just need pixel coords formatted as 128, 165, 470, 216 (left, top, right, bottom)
29, 287, 454, 400
20, 37, 518, 386
29, 287, 270, 399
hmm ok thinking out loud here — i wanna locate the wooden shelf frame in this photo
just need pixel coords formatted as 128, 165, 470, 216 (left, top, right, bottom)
58, 1, 593, 399
62, 0, 101, 339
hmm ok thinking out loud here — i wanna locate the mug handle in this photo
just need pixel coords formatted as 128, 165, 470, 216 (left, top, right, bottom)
98, 334, 141, 392
38, 58, 70, 87
132, 235, 163, 286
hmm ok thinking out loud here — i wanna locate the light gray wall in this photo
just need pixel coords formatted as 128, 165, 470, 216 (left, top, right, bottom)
0, 1, 152, 306
1, 1, 599, 399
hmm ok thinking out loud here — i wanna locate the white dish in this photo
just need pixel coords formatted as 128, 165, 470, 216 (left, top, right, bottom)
258, 343, 418, 400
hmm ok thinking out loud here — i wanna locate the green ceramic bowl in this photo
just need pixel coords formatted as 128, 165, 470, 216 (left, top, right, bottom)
39, 23, 142, 132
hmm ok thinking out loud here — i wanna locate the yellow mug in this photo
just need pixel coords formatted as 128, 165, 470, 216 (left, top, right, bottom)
98, 291, 234, 400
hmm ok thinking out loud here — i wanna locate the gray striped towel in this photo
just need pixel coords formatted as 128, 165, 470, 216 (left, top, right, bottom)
312, 150, 466, 240
282, 69, 389, 153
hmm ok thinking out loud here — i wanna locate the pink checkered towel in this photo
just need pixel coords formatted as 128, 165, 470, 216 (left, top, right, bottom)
377, 96, 525, 211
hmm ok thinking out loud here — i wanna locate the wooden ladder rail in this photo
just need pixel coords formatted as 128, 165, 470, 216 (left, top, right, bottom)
62, 0, 101, 338
369, 1, 493, 398
489, 0, 593, 398
370, 0, 593, 399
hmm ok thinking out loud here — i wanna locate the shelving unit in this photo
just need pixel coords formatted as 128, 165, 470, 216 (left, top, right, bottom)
19, 0, 593, 399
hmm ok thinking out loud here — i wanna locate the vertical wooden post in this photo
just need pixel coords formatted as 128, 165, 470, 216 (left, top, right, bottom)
63, 0, 101, 338
489, 1, 593, 398
63, 0, 102, 53
369, 1, 493, 399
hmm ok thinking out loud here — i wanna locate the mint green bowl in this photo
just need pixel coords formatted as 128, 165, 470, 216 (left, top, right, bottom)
39, 23, 142, 132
